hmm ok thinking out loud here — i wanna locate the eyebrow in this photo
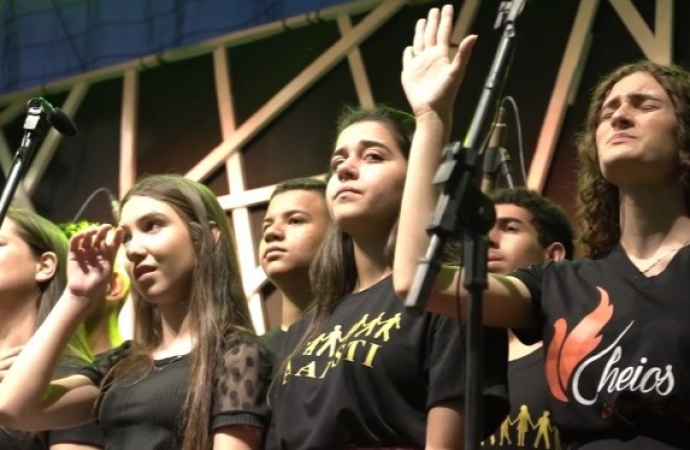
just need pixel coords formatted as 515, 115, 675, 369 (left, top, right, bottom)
332, 139, 393, 158
119, 212, 167, 230
495, 216, 525, 226
601, 92, 663, 112
263, 209, 311, 223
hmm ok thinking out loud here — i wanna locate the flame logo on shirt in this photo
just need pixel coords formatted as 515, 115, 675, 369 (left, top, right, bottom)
545, 287, 614, 402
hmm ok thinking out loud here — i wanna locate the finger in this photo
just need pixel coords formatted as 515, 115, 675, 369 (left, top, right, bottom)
106, 227, 125, 255
72, 227, 98, 252
423, 7, 440, 48
0, 346, 23, 358
412, 18, 426, 54
0, 357, 14, 371
451, 34, 478, 75
437, 5, 454, 49
93, 224, 113, 249
402, 46, 415, 67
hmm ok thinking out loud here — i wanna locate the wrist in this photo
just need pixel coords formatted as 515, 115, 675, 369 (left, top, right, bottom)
414, 110, 452, 128
59, 293, 96, 319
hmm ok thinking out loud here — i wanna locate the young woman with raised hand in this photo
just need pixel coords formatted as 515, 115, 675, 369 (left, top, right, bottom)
266, 6, 509, 449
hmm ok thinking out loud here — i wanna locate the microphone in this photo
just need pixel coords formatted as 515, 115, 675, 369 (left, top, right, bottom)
27, 97, 77, 137
498, 148, 516, 188
107, 190, 120, 223
480, 106, 507, 194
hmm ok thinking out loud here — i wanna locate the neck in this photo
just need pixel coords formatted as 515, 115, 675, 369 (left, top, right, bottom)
275, 276, 312, 330
84, 302, 120, 355
155, 301, 194, 357
0, 294, 38, 351
351, 231, 392, 292
507, 329, 542, 361
619, 183, 690, 257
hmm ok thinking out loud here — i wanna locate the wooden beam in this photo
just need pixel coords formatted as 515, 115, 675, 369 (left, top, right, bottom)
608, 0, 673, 64
185, 0, 406, 182
527, 0, 599, 192
119, 70, 139, 199
337, 16, 375, 108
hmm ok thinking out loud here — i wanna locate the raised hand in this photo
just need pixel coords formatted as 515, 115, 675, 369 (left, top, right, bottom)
66, 224, 124, 307
401, 5, 477, 119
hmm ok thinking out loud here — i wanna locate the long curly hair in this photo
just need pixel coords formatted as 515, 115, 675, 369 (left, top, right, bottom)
575, 61, 690, 258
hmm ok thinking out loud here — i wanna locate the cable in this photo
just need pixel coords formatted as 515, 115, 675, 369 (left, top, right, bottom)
71, 187, 115, 222
501, 95, 528, 185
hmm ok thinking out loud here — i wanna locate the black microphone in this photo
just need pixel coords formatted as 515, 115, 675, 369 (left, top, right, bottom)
481, 106, 507, 194
107, 190, 120, 223
27, 97, 77, 137
498, 147, 516, 188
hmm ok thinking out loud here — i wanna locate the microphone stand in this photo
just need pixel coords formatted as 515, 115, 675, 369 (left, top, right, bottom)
0, 99, 65, 228
403, 1, 527, 448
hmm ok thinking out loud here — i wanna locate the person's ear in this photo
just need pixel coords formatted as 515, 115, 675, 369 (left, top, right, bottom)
544, 242, 566, 262
35, 251, 58, 283
209, 221, 221, 244
105, 270, 130, 302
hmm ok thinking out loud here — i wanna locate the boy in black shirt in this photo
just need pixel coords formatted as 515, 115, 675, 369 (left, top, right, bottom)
482, 188, 574, 450
259, 177, 329, 362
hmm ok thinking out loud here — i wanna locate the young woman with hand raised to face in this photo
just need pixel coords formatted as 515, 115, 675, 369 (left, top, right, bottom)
0, 175, 272, 450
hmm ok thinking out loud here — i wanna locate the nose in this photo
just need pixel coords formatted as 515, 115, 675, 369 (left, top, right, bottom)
124, 234, 146, 263
334, 156, 358, 181
263, 222, 284, 243
488, 226, 500, 249
610, 103, 633, 129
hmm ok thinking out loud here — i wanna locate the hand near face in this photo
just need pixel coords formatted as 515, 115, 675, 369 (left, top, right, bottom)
401, 5, 477, 119
66, 224, 124, 307
0, 346, 22, 382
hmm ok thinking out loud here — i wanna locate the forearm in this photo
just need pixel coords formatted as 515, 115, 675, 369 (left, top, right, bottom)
393, 112, 451, 298
426, 402, 464, 450
0, 295, 90, 421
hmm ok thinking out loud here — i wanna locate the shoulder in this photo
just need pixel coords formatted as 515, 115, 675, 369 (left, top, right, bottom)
218, 332, 272, 375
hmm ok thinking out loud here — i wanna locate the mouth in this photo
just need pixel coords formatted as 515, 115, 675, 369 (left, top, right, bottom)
134, 265, 156, 281
335, 187, 361, 199
263, 247, 286, 261
608, 132, 634, 144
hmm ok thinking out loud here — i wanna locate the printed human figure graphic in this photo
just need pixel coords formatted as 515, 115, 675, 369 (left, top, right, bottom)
516, 405, 535, 447
552, 427, 561, 450
354, 314, 383, 338
373, 313, 402, 342
482, 403, 559, 447
499, 416, 513, 445
533, 411, 552, 449
316, 325, 343, 357
303, 334, 327, 356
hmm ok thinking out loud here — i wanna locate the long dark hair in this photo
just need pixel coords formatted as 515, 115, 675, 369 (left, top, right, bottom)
7, 208, 92, 361
306, 105, 414, 342
106, 174, 253, 450
575, 61, 690, 258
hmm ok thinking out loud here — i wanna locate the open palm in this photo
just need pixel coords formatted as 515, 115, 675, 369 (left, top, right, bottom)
67, 224, 123, 302
401, 5, 477, 119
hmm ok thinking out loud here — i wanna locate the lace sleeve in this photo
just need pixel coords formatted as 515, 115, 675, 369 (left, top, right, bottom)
212, 334, 272, 431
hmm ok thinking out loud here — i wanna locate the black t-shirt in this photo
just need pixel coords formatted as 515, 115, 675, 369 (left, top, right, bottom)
0, 357, 104, 450
266, 276, 509, 449
262, 328, 287, 367
512, 243, 690, 449
78, 333, 272, 450
482, 348, 562, 449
